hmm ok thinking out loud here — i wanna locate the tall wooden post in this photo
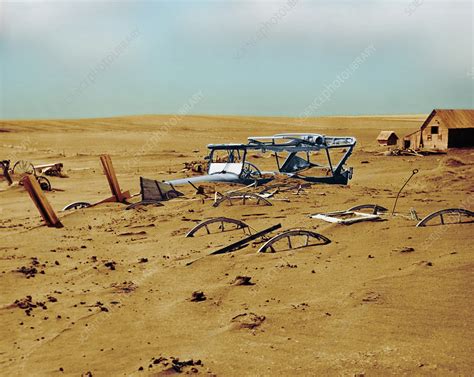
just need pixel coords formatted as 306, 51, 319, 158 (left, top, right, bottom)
22, 175, 63, 228
100, 154, 127, 203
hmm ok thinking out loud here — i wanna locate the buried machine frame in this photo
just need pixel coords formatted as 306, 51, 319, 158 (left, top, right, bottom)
167, 133, 357, 186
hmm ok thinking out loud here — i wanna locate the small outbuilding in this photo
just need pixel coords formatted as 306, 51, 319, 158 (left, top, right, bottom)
404, 109, 474, 151
377, 131, 399, 146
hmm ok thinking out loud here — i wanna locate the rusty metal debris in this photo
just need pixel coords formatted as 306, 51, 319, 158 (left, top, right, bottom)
213, 192, 272, 208
391, 169, 419, 215
185, 217, 250, 237
416, 208, 474, 227
257, 229, 331, 253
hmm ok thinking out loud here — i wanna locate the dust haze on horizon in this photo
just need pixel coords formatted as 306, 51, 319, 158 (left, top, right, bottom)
0, 0, 472, 120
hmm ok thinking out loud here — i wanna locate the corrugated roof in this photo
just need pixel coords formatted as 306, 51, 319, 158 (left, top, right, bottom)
377, 130, 398, 140
422, 109, 474, 129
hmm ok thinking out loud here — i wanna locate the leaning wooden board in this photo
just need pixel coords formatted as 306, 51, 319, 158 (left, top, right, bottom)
100, 154, 127, 203
22, 175, 63, 228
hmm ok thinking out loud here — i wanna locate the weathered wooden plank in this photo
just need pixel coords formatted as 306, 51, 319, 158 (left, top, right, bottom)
22, 175, 63, 228
100, 154, 126, 202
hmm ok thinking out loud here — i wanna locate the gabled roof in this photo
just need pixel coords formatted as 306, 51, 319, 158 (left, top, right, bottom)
377, 130, 398, 141
422, 109, 474, 129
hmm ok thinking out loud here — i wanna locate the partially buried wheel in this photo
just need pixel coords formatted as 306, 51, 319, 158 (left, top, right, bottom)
62, 201, 92, 211
36, 176, 51, 191
13, 160, 35, 177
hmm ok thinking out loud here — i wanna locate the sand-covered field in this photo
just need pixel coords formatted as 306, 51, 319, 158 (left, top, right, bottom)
0, 115, 473, 376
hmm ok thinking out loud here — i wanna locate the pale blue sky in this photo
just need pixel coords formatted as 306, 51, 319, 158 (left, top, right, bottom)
0, 0, 472, 119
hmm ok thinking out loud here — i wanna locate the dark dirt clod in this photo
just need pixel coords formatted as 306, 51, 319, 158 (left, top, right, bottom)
232, 276, 254, 286
190, 291, 206, 302
149, 356, 204, 373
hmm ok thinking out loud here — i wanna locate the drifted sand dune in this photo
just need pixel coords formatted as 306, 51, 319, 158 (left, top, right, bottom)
0, 115, 473, 376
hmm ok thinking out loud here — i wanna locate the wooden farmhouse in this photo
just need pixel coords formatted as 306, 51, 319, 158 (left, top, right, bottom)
403, 109, 474, 151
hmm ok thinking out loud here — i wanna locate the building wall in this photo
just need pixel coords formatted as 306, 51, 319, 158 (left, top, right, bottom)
420, 114, 449, 150
404, 131, 421, 149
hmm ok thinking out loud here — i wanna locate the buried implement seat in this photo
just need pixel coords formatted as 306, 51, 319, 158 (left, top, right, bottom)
126, 177, 184, 210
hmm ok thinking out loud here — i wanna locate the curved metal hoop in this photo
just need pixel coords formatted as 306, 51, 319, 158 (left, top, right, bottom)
213, 192, 272, 208
185, 217, 250, 237
37, 176, 51, 191
347, 204, 388, 215
258, 229, 331, 253
62, 201, 92, 211
416, 208, 474, 227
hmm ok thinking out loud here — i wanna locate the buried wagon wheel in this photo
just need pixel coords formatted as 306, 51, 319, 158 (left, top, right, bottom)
416, 208, 474, 227
213, 192, 272, 208
185, 217, 250, 237
13, 160, 35, 177
36, 176, 51, 191
62, 201, 92, 211
347, 204, 388, 215
257, 229, 331, 253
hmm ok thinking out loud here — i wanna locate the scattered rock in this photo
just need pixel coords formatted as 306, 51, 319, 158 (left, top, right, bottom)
15, 257, 45, 278
104, 261, 116, 270
93, 301, 109, 312
361, 292, 381, 303
111, 281, 137, 293
10, 296, 49, 316
148, 356, 204, 374
190, 291, 206, 302
232, 276, 254, 286
231, 312, 266, 330
396, 247, 415, 253
416, 260, 433, 267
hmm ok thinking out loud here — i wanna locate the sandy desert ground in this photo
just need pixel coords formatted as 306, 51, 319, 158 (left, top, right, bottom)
0, 115, 473, 376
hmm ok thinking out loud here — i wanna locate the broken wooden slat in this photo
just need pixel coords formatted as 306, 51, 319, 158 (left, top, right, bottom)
210, 223, 281, 255
22, 175, 63, 228
311, 210, 381, 225
99, 154, 127, 203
